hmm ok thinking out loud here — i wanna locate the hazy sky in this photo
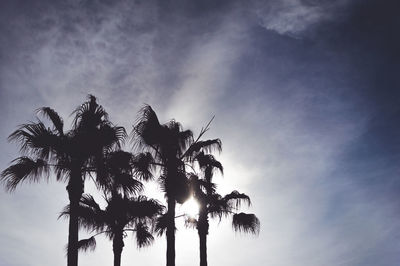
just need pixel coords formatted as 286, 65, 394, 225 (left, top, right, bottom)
1, 0, 400, 265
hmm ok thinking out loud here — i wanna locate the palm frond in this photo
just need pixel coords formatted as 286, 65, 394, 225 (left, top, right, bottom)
72, 94, 109, 129
208, 200, 231, 220
113, 126, 127, 146
60, 195, 106, 231
58, 204, 71, 220
164, 170, 190, 204
107, 151, 133, 170
36, 107, 64, 135
195, 152, 223, 175
155, 213, 169, 236
128, 196, 165, 220
77, 236, 96, 252
206, 192, 236, 221
175, 127, 194, 154
223, 191, 251, 209
1, 157, 49, 191
185, 139, 222, 159
8, 122, 61, 159
96, 150, 145, 195
134, 222, 154, 248
196, 179, 216, 197
98, 124, 127, 152
133, 105, 162, 148
78, 206, 106, 232
184, 217, 198, 229
54, 161, 71, 182
114, 173, 144, 195
131, 152, 155, 181
80, 194, 101, 211
93, 157, 109, 189
232, 213, 260, 235
188, 174, 208, 201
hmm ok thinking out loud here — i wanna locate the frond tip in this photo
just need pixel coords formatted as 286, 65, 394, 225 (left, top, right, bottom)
135, 222, 154, 248
36, 107, 64, 135
1, 157, 49, 191
184, 217, 198, 229
155, 213, 169, 236
77, 236, 97, 252
232, 213, 260, 235
186, 139, 222, 157
224, 190, 251, 209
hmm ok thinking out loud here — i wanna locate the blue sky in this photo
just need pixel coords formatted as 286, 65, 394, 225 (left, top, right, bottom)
0, 0, 400, 265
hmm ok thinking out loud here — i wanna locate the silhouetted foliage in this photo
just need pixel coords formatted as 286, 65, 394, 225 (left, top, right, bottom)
1, 96, 260, 266
60, 145, 164, 266
132, 105, 222, 266
232, 213, 260, 234
77, 236, 96, 252
1, 95, 124, 266
60, 192, 163, 266
187, 152, 260, 266
1, 157, 49, 190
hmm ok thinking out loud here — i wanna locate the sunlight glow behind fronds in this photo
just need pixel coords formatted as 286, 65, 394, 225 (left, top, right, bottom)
180, 197, 200, 218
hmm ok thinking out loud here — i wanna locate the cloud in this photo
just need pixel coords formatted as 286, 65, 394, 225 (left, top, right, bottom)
1, 0, 400, 266
252, 0, 352, 36
0, 0, 162, 126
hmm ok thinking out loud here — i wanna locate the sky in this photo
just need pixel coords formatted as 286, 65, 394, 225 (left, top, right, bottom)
0, 0, 400, 265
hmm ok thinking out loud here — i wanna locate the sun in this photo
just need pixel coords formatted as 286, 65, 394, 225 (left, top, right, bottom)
180, 197, 200, 218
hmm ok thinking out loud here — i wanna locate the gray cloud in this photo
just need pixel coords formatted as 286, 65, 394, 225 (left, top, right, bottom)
252, 0, 353, 36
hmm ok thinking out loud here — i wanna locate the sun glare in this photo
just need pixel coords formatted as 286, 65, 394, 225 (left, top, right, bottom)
181, 197, 200, 218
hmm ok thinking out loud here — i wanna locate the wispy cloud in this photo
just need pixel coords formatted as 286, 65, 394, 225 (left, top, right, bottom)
252, 0, 352, 36
1, 0, 399, 265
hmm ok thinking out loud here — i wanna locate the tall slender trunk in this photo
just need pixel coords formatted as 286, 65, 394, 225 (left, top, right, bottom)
166, 157, 180, 266
67, 196, 79, 266
198, 210, 209, 266
113, 231, 124, 266
66, 169, 84, 266
166, 198, 176, 266
199, 230, 207, 266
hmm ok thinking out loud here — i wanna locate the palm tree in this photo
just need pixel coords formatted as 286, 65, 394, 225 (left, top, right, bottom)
1, 95, 125, 266
61, 149, 164, 266
61, 193, 163, 266
132, 105, 221, 266
188, 152, 260, 266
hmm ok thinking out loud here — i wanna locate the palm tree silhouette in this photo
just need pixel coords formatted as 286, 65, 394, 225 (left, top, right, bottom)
1, 95, 125, 266
61, 150, 164, 266
61, 193, 163, 266
133, 105, 221, 266
188, 152, 260, 266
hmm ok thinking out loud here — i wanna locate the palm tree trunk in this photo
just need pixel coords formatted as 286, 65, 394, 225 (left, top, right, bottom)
67, 197, 79, 266
66, 169, 84, 266
199, 231, 207, 266
166, 198, 176, 266
198, 210, 208, 266
113, 231, 124, 266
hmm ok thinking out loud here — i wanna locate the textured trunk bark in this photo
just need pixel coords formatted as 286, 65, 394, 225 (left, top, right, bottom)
66, 169, 84, 266
113, 232, 124, 266
166, 198, 176, 266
